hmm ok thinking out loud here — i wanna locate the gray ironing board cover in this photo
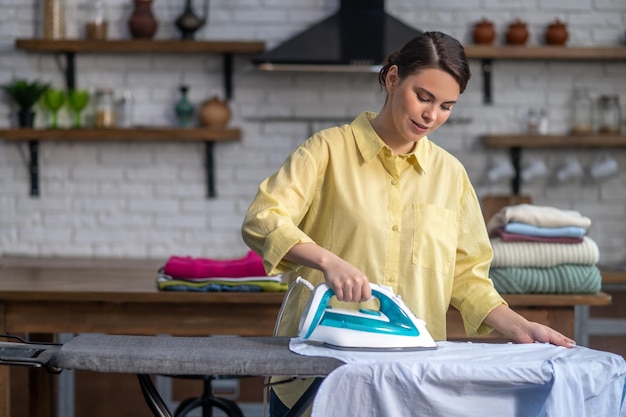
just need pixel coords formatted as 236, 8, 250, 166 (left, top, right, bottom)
51, 334, 344, 377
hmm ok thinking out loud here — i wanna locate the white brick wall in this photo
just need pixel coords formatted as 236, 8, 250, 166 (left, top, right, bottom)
0, 0, 625, 265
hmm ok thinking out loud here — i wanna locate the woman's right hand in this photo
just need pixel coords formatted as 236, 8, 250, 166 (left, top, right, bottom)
321, 256, 371, 302
284, 243, 371, 302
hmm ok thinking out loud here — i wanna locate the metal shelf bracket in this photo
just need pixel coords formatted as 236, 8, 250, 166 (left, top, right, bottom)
481, 59, 493, 105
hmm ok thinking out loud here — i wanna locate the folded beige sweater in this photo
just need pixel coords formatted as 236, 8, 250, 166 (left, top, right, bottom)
487, 203, 592, 233
490, 236, 599, 268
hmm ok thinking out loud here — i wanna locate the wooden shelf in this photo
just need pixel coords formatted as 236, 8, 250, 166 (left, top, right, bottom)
1, 127, 239, 198
15, 38, 265, 54
10, 38, 264, 199
484, 134, 626, 148
464, 46, 626, 104
464, 45, 626, 60
0, 127, 241, 142
484, 133, 626, 196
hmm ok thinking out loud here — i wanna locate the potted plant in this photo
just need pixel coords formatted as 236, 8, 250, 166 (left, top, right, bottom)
1, 79, 50, 127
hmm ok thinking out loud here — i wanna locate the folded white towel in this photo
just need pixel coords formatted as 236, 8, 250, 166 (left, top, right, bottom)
487, 204, 592, 233
490, 236, 599, 268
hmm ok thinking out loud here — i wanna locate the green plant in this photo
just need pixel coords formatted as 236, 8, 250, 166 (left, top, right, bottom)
1, 79, 50, 110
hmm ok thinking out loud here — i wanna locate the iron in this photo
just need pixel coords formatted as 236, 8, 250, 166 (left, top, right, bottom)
297, 279, 437, 351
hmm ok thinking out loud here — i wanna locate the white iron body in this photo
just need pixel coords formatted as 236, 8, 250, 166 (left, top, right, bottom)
297, 281, 437, 351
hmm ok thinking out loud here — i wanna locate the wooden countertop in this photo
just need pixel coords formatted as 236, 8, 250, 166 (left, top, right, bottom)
600, 269, 626, 285
0, 256, 611, 307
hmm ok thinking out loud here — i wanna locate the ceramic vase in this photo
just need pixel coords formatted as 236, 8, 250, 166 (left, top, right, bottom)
545, 19, 568, 46
175, 86, 195, 128
199, 96, 231, 128
506, 19, 529, 46
175, 0, 209, 40
128, 0, 158, 39
472, 18, 496, 45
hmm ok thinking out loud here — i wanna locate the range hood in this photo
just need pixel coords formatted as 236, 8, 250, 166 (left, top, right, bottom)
253, 0, 422, 72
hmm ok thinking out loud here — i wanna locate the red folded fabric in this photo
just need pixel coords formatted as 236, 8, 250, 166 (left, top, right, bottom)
492, 228, 583, 244
163, 251, 266, 279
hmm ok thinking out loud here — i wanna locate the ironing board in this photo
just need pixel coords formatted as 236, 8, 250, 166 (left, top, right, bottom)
0, 334, 343, 417
3, 334, 626, 417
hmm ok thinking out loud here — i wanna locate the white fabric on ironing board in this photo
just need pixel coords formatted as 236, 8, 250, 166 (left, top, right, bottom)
289, 338, 626, 417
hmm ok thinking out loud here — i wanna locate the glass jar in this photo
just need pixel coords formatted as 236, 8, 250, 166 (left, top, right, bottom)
83, 0, 108, 40
94, 88, 116, 127
597, 94, 621, 134
116, 91, 134, 128
570, 88, 594, 135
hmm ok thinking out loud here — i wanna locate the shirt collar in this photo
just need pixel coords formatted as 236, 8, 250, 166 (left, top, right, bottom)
352, 112, 429, 173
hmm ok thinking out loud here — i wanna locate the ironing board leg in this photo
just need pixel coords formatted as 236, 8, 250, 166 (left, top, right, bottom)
284, 377, 324, 417
138, 374, 173, 417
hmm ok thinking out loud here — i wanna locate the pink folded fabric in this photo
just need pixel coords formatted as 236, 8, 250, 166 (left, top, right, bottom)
163, 250, 266, 279
492, 228, 583, 244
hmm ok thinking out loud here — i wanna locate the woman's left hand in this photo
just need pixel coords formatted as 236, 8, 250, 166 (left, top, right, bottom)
514, 321, 576, 348
485, 304, 576, 348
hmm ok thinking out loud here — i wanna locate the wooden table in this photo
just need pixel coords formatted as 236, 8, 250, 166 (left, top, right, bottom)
0, 258, 613, 417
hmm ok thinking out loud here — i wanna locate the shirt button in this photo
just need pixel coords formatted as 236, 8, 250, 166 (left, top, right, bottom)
392, 225, 399, 232
391, 180, 398, 185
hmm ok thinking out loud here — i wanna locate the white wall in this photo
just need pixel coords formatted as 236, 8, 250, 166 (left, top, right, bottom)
1, 0, 625, 264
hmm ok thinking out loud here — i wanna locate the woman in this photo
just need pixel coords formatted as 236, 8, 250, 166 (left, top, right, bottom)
242, 31, 575, 416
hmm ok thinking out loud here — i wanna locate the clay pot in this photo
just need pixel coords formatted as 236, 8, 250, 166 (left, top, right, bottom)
473, 18, 496, 45
128, 0, 158, 39
545, 19, 569, 46
506, 19, 529, 46
199, 97, 231, 128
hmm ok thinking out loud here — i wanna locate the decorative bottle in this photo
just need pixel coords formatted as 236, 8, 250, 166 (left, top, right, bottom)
175, 85, 195, 128
175, 0, 209, 40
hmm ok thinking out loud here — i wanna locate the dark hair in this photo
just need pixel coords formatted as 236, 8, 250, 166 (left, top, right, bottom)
378, 31, 471, 93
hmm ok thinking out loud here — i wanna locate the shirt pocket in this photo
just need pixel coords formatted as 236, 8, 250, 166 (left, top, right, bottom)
412, 204, 458, 272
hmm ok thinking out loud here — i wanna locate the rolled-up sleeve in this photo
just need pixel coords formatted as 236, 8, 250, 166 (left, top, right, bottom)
241, 145, 320, 275
450, 173, 507, 336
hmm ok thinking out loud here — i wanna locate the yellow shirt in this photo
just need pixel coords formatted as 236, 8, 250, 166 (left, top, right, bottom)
242, 111, 507, 411
243, 111, 505, 340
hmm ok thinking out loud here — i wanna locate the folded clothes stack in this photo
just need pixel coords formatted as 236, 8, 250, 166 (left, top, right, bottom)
486, 204, 601, 294
157, 250, 287, 292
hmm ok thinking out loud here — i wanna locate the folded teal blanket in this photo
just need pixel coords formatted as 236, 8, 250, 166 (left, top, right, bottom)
489, 264, 602, 294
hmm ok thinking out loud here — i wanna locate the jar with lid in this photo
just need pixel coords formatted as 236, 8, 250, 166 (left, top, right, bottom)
570, 88, 594, 135
116, 91, 134, 128
83, 0, 108, 40
597, 95, 621, 134
94, 88, 116, 128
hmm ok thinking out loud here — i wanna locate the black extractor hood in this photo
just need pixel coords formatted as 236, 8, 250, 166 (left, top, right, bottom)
253, 0, 422, 72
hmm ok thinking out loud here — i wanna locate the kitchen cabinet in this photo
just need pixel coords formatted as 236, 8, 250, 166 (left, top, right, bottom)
5, 38, 265, 198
